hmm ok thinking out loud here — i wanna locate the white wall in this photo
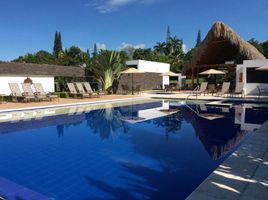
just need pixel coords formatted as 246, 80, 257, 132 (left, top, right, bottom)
0, 76, 55, 95
137, 60, 170, 73
126, 60, 171, 88
138, 100, 170, 121
236, 59, 268, 95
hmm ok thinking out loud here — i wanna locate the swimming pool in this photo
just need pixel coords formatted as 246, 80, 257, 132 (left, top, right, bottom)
0, 99, 267, 200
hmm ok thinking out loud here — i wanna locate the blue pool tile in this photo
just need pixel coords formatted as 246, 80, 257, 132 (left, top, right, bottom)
0, 176, 49, 200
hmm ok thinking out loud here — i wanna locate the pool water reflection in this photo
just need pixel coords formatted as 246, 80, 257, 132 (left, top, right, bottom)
0, 99, 267, 200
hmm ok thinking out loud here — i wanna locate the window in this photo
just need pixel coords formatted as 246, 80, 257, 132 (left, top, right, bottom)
246, 68, 268, 83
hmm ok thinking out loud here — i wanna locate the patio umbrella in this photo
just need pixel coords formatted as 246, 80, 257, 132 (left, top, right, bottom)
199, 69, 226, 75
160, 71, 179, 77
256, 64, 268, 71
120, 67, 144, 95
199, 69, 226, 84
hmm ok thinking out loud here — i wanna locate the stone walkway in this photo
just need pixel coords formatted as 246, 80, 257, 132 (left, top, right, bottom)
187, 121, 268, 200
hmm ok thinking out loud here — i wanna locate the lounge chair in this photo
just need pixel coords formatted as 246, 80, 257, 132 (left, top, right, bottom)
82, 82, 100, 97
9, 83, 35, 102
193, 82, 208, 96
33, 83, 58, 101
257, 86, 268, 98
67, 83, 90, 98
75, 82, 91, 98
232, 83, 244, 97
216, 82, 230, 96
21, 83, 47, 101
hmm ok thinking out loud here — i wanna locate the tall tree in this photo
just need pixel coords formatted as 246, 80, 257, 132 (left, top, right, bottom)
195, 29, 202, 48
168, 36, 183, 54
261, 40, 268, 58
53, 31, 63, 57
248, 38, 264, 54
154, 42, 167, 55
166, 26, 171, 44
58, 32, 63, 52
93, 43, 98, 57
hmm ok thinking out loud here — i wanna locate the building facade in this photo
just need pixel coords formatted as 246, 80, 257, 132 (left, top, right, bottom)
236, 59, 268, 95
0, 62, 85, 95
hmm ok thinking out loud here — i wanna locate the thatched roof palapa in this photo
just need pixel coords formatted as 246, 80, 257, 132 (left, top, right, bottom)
184, 21, 265, 74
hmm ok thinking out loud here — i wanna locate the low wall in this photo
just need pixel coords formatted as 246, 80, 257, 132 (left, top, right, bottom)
118, 72, 162, 93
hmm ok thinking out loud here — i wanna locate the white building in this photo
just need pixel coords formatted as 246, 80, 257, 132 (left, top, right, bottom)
126, 60, 185, 88
236, 59, 268, 95
0, 62, 85, 95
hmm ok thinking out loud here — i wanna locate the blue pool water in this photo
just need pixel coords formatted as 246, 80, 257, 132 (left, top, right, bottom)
0, 100, 268, 200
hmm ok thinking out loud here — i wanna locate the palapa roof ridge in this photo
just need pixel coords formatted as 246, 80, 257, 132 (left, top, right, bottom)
188, 21, 265, 68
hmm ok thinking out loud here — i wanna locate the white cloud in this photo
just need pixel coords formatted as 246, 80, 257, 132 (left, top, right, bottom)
96, 43, 107, 50
119, 42, 145, 50
86, 0, 155, 13
182, 44, 187, 53
119, 42, 145, 58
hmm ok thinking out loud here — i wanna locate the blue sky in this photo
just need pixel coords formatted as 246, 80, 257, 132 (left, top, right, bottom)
0, 0, 267, 61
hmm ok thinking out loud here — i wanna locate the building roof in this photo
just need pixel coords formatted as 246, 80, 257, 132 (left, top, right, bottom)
184, 22, 266, 74
0, 62, 85, 77
126, 60, 170, 66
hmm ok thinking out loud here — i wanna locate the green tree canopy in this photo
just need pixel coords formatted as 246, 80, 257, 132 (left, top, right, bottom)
53, 31, 63, 57
195, 29, 202, 48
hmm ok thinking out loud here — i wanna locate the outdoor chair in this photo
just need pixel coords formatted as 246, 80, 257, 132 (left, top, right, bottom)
82, 82, 100, 97
257, 86, 268, 98
67, 83, 90, 98
9, 83, 35, 102
121, 84, 130, 94
21, 83, 47, 101
164, 85, 173, 93
216, 82, 230, 96
232, 83, 244, 97
192, 82, 208, 96
75, 82, 91, 98
33, 83, 58, 101
134, 85, 142, 94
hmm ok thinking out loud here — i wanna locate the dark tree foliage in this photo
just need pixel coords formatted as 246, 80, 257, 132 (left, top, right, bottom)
93, 43, 98, 58
195, 29, 202, 48
53, 31, 63, 57
133, 48, 154, 60
248, 38, 264, 54
262, 40, 268, 58
13, 50, 56, 64
166, 26, 171, 44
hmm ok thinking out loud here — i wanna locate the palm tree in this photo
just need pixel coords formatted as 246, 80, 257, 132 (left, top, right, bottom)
92, 50, 124, 93
167, 36, 183, 54
154, 42, 167, 55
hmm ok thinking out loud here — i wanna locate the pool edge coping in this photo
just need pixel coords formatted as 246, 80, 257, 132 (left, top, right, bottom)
0, 96, 150, 113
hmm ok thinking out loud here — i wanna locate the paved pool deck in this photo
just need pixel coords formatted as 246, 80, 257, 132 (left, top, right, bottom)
187, 120, 268, 200
0, 95, 143, 113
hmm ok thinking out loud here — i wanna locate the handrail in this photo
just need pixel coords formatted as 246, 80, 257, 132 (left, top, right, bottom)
181, 85, 201, 117
184, 85, 200, 101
